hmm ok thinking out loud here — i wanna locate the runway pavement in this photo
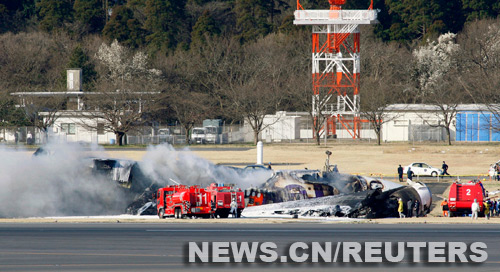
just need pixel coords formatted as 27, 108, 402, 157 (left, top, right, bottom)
0, 223, 499, 272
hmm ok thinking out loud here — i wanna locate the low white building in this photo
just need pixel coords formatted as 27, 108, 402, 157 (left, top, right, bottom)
381, 104, 500, 142
246, 111, 378, 143
46, 111, 116, 144
9, 69, 154, 145
382, 104, 450, 142
262, 111, 303, 142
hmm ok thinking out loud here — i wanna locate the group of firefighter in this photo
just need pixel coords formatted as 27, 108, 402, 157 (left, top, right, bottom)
209, 198, 239, 219
441, 198, 500, 219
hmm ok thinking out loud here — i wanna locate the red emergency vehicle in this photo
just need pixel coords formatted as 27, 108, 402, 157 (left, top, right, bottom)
448, 181, 486, 217
156, 185, 211, 219
205, 183, 245, 218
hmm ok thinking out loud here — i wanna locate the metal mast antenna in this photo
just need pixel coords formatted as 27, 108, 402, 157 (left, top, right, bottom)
294, 0, 378, 139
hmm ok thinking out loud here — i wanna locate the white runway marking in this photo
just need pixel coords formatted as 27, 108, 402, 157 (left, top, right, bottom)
145, 229, 500, 233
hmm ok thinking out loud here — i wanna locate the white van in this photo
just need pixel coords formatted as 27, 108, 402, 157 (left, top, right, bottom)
191, 127, 206, 144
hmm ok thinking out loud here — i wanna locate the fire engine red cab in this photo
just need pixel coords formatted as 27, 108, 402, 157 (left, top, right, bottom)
205, 183, 245, 218
156, 185, 211, 219
448, 181, 486, 217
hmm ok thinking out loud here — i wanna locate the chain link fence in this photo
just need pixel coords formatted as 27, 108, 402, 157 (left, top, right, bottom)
409, 125, 446, 142
1, 123, 451, 145
1, 126, 40, 145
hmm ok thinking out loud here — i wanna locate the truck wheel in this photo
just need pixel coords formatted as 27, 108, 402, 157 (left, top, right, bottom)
431, 171, 438, 177
448, 211, 453, 217
158, 208, 165, 219
218, 211, 229, 218
174, 208, 180, 219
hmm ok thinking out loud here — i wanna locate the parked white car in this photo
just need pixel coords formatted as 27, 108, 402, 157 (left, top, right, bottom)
403, 162, 440, 177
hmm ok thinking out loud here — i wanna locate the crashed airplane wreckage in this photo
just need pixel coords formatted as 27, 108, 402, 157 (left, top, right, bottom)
242, 170, 432, 219
31, 145, 431, 219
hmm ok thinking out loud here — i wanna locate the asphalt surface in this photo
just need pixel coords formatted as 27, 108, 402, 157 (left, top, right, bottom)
1, 223, 499, 272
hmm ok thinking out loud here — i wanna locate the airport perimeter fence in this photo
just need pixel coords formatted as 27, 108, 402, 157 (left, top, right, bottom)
0, 124, 251, 145
0, 124, 474, 146
1, 126, 40, 145
409, 125, 446, 142
125, 124, 249, 145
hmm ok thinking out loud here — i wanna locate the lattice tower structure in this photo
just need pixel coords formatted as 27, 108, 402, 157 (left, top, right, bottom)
294, 1, 378, 138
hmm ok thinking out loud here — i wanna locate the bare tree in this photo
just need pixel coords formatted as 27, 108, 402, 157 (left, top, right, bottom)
24, 95, 67, 142
81, 40, 162, 145
168, 90, 213, 144
279, 30, 333, 145
457, 19, 500, 132
187, 36, 241, 119
0, 31, 73, 93
224, 34, 289, 144
179, 34, 290, 145
359, 35, 413, 145
418, 84, 463, 145
0, 31, 73, 141
154, 46, 216, 144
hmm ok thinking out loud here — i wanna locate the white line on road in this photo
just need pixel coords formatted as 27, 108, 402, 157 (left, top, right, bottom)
145, 229, 500, 233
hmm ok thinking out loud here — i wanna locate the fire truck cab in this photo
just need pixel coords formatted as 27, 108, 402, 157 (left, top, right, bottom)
205, 183, 245, 218
448, 181, 486, 217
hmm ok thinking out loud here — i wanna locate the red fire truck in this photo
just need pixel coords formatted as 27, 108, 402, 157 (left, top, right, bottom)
156, 183, 245, 219
156, 185, 211, 219
205, 183, 245, 218
448, 181, 486, 217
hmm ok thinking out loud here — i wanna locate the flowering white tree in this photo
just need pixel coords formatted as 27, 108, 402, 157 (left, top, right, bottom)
413, 33, 460, 94
96, 40, 161, 83
80, 40, 162, 145
412, 33, 462, 145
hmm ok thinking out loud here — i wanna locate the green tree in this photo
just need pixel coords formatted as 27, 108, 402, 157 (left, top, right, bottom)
234, 0, 273, 43
0, 3, 7, 33
144, 0, 187, 53
73, 0, 106, 33
102, 5, 145, 48
462, 0, 500, 22
379, 0, 464, 42
191, 10, 220, 47
0, 0, 37, 33
36, 0, 73, 32
233, 0, 291, 43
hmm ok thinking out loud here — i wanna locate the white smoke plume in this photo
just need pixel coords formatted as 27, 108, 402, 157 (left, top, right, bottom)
139, 144, 272, 189
0, 143, 128, 218
0, 143, 271, 218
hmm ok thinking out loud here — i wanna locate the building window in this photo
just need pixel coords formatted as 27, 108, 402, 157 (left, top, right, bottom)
97, 123, 105, 135
61, 123, 76, 135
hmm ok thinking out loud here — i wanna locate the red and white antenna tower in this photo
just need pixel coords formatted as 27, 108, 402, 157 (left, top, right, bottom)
294, 0, 378, 139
